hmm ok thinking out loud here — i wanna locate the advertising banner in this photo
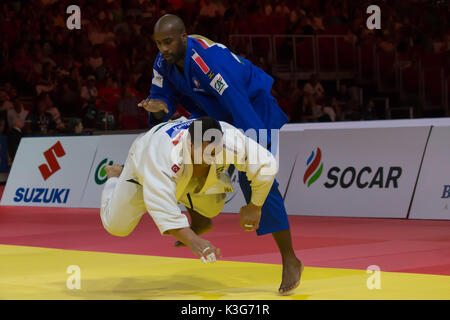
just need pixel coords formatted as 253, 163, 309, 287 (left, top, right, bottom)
80, 134, 140, 208
5, 122, 443, 220
409, 126, 450, 220
283, 127, 430, 218
1, 136, 99, 207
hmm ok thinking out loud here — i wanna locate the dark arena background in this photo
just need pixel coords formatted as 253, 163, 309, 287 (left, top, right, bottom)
0, 0, 449, 307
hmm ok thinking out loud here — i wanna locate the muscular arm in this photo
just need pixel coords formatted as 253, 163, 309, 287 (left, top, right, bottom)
166, 227, 198, 248
222, 123, 278, 231
142, 54, 180, 125
167, 227, 222, 261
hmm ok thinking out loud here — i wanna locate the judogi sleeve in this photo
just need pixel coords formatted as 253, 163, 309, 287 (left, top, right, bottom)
142, 136, 189, 234
147, 54, 179, 125
224, 125, 278, 206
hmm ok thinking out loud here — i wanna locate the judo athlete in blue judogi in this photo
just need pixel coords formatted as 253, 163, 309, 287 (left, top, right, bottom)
138, 14, 303, 294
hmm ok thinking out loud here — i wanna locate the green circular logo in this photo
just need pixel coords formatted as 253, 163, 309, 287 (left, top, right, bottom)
95, 158, 114, 185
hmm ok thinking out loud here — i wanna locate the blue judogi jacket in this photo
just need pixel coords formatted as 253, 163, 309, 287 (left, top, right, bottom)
147, 35, 288, 134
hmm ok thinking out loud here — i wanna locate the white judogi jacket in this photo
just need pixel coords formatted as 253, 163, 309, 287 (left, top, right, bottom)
130, 118, 277, 235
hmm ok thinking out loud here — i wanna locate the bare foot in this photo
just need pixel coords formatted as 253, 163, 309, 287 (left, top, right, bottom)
105, 164, 123, 179
279, 258, 304, 295
174, 218, 213, 247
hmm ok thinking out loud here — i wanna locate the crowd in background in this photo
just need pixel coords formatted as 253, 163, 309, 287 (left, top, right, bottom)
0, 0, 449, 162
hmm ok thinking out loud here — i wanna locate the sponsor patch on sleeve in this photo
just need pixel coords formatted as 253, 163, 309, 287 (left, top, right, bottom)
192, 51, 210, 74
209, 73, 229, 96
152, 69, 163, 88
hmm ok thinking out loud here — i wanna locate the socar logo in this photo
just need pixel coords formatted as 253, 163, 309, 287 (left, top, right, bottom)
303, 148, 323, 187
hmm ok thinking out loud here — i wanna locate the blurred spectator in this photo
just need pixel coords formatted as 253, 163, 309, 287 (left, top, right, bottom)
97, 75, 121, 115
445, 32, 450, 52
35, 62, 57, 95
377, 34, 396, 53
432, 34, 446, 53
305, 18, 317, 35
57, 55, 76, 78
2, 83, 13, 96
181, 0, 198, 26
330, 96, 343, 121
58, 80, 80, 117
274, 1, 290, 17
129, 64, 143, 90
27, 95, 57, 135
7, 116, 23, 163
7, 87, 17, 102
197, 0, 226, 37
68, 67, 83, 93
80, 75, 98, 110
7, 98, 29, 129
44, 93, 65, 131
302, 74, 325, 116
284, 81, 304, 122
310, 100, 325, 121
311, 14, 326, 32
12, 46, 34, 82
32, 46, 56, 79
52, 32, 67, 57
342, 99, 361, 121
0, 109, 7, 135
289, 7, 299, 25
88, 20, 116, 46
112, 0, 125, 21
362, 98, 378, 120
344, 28, 358, 45
88, 47, 104, 73
0, 39, 11, 72
336, 82, 352, 108
79, 56, 95, 80
40, 32, 54, 58
303, 74, 325, 101
287, 81, 305, 123
199, 0, 222, 18
77, 35, 93, 61
66, 117, 84, 135
141, 1, 157, 19
319, 96, 337, 122
264, 1, 273, 16
0, 90, 13, 111
114, 16, 132, 36
317, 108, 334, 122
117, 85, 141, 130
118, 85, 139, 117
135, 64, 153, 96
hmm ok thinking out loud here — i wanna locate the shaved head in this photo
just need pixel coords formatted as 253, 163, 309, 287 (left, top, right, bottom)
154, 14, 186, 35
153, 14, 188, 66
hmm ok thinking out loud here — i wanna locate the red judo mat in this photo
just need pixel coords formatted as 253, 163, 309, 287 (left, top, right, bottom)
1, 187, 450, 276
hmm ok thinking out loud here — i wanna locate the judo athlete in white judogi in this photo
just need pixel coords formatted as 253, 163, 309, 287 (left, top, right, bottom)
100, 117, 278, 265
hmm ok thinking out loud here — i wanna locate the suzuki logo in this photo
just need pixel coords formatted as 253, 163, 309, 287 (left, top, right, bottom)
38, 141, 66, 181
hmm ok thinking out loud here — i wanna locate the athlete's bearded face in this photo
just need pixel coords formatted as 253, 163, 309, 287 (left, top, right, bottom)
153, 29, 187, 65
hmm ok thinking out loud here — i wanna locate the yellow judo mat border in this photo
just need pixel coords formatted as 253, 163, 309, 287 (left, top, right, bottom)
0, 244, 449, 300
